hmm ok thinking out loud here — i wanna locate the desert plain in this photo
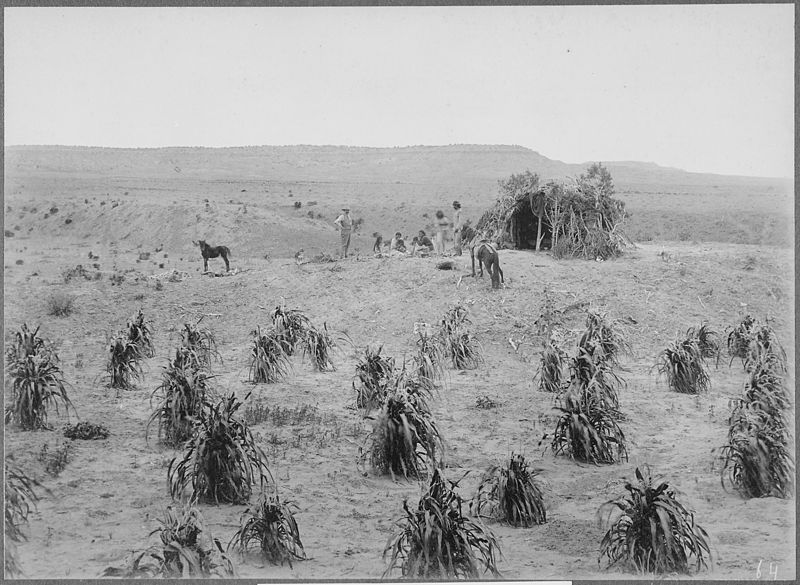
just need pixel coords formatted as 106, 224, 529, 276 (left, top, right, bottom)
2, 144, 795, 580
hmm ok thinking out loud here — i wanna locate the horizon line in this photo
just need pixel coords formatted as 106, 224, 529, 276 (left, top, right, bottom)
4, 143, 791, 181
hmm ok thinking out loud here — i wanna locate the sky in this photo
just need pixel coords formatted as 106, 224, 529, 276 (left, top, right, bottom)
3, 5, 795, 178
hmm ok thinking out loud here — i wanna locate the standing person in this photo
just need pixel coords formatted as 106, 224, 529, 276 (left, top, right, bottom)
452, 200, 463, 256
334, 207, 353, 259
434, 209, 451, 255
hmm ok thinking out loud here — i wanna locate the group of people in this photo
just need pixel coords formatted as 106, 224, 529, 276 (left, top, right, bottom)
333, 201, 466, 259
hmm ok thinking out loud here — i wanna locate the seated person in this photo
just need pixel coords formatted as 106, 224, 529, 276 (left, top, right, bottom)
390, 232, 407, 253
414, 230, 434, 254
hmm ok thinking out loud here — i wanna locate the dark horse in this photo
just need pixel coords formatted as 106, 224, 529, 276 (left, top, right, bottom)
193, 240, 231, 272
471, 241, 504, 289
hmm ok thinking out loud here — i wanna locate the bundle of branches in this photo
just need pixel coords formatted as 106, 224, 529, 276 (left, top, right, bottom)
127, 309, 155, 359
148, 347, 213, 446
5, 323, 76, 430
270, 304, 312, 355
180, 322, 221, 367
599, 466, 711, 574
103, 504, 235, 578
353, 345, 396, 412
656, 337, 710, 395
228, 491, 306, 567
718, 348, 794, 499
384, 469, 501, 579
168, 393, 272, 504
473, 452, 546, 527
249, 326, 293, 383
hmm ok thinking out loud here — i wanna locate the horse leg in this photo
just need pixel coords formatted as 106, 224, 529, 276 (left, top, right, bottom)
223, 253, 230, 272
203, 256, 208, 272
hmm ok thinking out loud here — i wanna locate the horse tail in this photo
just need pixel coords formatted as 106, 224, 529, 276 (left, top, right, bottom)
223, 246, 232, 257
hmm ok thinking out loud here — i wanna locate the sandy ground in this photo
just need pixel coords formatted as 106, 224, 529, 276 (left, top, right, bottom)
3, 207, 795, 581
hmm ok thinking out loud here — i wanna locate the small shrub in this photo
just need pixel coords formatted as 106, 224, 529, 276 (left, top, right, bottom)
270, 304, 311, 355
687, 323, 720, 361
369, 389, 441, 479
38, 441, 72, 476
440, 305, 483, 370
412, 323, 446, 387
63, 421, 110, 440
656, 338, 710, 394
577, 310, 629, 366
384, 469, 501, 579
5, 343, 74, 430
103, 504, 236, 577
148, 348, 212, 446
46, 292, 75, 317
353, 345, 396, 411
168, 393, 272, 504
180, 322, 221, 366
4, 462, 43, 577
106, 336, 143, 390
475, 395, 497, 409
62, 264, 92, 282
228, 491, 307, 566
535, 340, 568, 393
551, 391, 627, 464
599, 466, 711, 574
302, 323, 344, 372
127, 309, 155, 358
744, 322, 787, 373
473, 453, 546, 527
249, 327, 293, 383
726, 314, 756, 363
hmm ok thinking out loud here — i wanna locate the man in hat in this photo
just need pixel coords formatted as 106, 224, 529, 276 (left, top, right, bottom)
452, 200, 463, 256
334, 206, 353, 258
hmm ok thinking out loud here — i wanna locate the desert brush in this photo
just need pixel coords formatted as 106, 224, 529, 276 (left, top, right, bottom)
353, 345, 396, 411
249, 326, 293, 383
656, 338, 710, 394
228, 491, 306, 567
168, 392, 272, 504
473, 452, 546, 527
383, 469, 501, 579
5, 351, 75, 430
599, 466, 711, 574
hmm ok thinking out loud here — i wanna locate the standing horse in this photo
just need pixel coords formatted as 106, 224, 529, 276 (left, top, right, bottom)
471, 241, 504, 289
193, 240, 231, 272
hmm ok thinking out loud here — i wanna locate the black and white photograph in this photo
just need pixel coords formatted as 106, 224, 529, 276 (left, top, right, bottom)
2, 4, 795, 581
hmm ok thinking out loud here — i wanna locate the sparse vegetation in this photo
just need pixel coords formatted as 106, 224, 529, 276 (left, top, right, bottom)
535, 339, 568, 393
103, 504, 236, 578
687, 323, 720, 361
302, 323, 343, 372
46, 292, 76, 317
5, 324, 75, 430
551, 390, 627, 464
4, 462, 43, 577
440, 305, 483, 370
473, 453, 546, 527
656, 337, 710, 394
180, 322, 220, 367
127, 309, 155, 358
228, 491, 306, 566
168, 393, 272, 504
369, 384, 442, 479
106, 335, 143, 390
353, 345, 396, 411
63, 421, 110, 440
384, 469, 501, 579
249, 326, 293, 383
38, 441, 72, 476
726, 314, 755, 364
413, 323, 446, 387
148, 347, 212, 446
718, 340, 794, 499
270, 304, 311, 355
599, 466, 711, 574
